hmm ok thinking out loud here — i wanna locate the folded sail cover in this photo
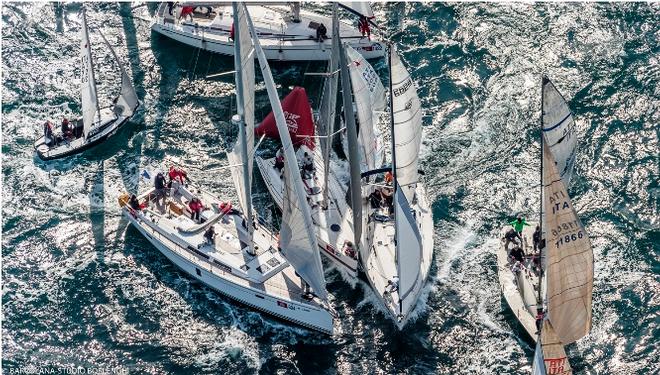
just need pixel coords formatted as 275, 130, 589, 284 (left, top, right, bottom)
255, 87, 315, 149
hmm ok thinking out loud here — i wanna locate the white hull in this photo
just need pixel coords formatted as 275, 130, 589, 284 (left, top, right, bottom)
255, 149, 359, 277
496, 224, 541, 341
151, 4, 385, 61
361, 183, 434, 329
120, 186, 334, 334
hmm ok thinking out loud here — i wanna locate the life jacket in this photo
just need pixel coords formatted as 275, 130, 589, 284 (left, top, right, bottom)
219, 201, 232, 214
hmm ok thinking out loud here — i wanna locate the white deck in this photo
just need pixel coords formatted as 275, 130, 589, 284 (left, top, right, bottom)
496, 223, 542, 341
121, 181, 334, 334
255, 147, 359, 277
151, 4, 385, 61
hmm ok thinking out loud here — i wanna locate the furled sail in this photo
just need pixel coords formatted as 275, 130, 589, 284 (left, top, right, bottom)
228, 2, 256, 246
97, 30, 138, 118
338, 1, 375, 19
80, 9, 99, 140
394, 183, 423, 317
318, 2, 340, 204
346, 45, 386, 172
542, 140, 594, 344
244, 4, 327, 299
542, 77, 577, 187
536, 319, 574, 375
390, 49, 423, 202
255, 87, 315, 149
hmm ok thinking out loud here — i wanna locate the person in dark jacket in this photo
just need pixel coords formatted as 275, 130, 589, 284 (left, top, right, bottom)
129, 194, 141, 211
316, 23, 327, 42
510, 246, 525, 264
43, 120, 54, 146
533, 225, 542, 251
504, 228, 519, 251
204, 225, 215, 244
154, 172, 167, 206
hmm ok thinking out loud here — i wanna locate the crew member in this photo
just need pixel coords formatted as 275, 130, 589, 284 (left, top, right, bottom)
509, 217, 530, 243
154, 172, 167, 206
532, 225, 542, 251
189, 197, 204, 222
61, 118, 72, 140
43, 120, 54, 146
316, 23, 327, 42
358, 16, 371, 40
503, 228, 519, 251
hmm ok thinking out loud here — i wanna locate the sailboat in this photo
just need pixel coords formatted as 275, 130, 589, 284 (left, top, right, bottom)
254, 4, 359, 277
150, 2, 384, 61
354, 44, 434, 328
118, 3, 334, 334
497, 77, 594, 373
34, 8, 139, 161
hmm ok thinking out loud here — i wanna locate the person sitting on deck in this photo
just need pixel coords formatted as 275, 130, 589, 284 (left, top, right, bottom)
381, 186, 394, 213
343, 241, 356, 259
43, 120, 54, 146
503, 228, 519, 251
316, 23, 327, 42
358, 16, 371, 40
510, 260, 523, 274
384, 171, 394, 185
369, 189, 385, 209
301, 152, 314, 179
274, 148, 284, 177
510, 246, 525, 264
383, 276, 399, 296
533, 225, 542, 252
509, 217, 530, 243
189, 197, 204, 222
203, 225, 216, 244
129, 194, 141, 211
61, 118, 72, 140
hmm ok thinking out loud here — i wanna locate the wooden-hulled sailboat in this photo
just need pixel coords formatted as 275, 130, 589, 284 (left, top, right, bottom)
118, 3, 333, 334
34, 8, 139, 160
353, 45, 434, 328
255, 3, 359, 277
497, 77, 594, 373
150, 2, 385, 61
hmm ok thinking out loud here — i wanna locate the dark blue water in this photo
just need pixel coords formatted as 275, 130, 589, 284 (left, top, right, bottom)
2, 2, 658, 374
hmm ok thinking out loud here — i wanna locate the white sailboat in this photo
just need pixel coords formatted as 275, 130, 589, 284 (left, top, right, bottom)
34, 8, 139, 160
150, 2, 385, 61
118, 3, 334, 334
497, 77, 594, 373
255, 4, 359, 277
355, 45, 434, 328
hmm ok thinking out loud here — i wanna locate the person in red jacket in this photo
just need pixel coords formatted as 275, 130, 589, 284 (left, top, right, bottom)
168, 165, 188, 187
358, 16, 371, 40
179, 6, 194, 22
189, 197, 204, 222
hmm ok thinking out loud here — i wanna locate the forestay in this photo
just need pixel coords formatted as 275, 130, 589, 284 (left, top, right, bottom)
542, 77, 577, 187
346, 45, 386, 172
537, 319, 574, 375
80, 9, 99, 140
390, 49, 423, 202
543, 141, 594, 345
228, 2, 256, 241
244, 4, 327, 300
394, 183, 423, 317
97, 30, 138, 118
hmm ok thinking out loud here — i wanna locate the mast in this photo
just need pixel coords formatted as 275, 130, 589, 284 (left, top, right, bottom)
538, 76, 546, 314
339, 31, 362, 248
82, 8, 101, 128
232, 2, 255, 255
387, 44, 397, 211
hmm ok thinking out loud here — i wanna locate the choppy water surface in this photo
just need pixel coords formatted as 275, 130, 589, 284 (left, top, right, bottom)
2, 2, 658, 374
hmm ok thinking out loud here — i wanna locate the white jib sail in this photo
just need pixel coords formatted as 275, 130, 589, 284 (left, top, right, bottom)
394, 183, 423, 317
228, 3, 256, 229
346, 45, 386, 172
80, 9, 99, 139
244, 4, 327, 300
538, 319, 574, 375
338, 1, 374, 18
97, 30, 138, 118
542, 78, 577, 187
543, 141, 594, 344
390, 49, 423, 202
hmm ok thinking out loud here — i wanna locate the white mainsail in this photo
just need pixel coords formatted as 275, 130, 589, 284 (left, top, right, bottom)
542, 77, 577, 187
228, 2, 256, 250
394, 183, 423, 317
97, 30, 138, 118
346, 45, 386, 172
80, 9, 99, 140
542, 140, 594, 344
244, 4, 327, 299
536, 319, 574, 375
390, 48, 423, 202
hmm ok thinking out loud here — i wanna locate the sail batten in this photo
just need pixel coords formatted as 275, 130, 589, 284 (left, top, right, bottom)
244, 4, 327, 300
80, 9, 100, 139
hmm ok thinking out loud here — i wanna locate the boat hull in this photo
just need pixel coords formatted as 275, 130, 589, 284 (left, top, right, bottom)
122, 208, 334, 334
